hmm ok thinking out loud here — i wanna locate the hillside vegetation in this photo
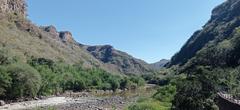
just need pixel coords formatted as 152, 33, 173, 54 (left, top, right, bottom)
0, 49, 145, 100
169, 0, 240, 109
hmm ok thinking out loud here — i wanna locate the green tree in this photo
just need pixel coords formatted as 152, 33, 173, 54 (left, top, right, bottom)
7, 63, 42, 99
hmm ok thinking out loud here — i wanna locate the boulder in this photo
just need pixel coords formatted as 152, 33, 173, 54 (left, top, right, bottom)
0, 100, 5, 106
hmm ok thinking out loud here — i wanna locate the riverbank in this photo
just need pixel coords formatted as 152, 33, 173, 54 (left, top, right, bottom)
0, 85, 157, 110
0, 95, 127, 110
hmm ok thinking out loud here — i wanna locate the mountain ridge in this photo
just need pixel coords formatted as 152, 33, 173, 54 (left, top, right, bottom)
0, 0, 155, 75
171, 0, 240, 109
168, 0, 240, 67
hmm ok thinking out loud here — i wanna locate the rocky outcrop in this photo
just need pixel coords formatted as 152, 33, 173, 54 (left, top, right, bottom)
59, 31, 75, 43
40, 25, 59, 38
0, 0, 26, 17
40, 26, 76, 43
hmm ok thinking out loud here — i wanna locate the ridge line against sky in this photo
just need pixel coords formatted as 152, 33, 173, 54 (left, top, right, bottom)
27, 0, 224, 63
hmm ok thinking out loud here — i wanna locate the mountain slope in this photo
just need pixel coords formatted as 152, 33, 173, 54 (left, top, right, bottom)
0, 18, 103, 68
171, 0, 240, 109
85, 45, 152, 75
0, 0, 153, 75
168, 0, 240, 66
150, 59, 169, 70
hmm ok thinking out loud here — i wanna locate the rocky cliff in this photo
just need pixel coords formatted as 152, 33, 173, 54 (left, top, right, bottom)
40, 26, 75, 43
0, 0, 26, 17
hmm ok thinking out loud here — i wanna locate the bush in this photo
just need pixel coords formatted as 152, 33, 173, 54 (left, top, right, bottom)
100, 83, 112, 90
73, 79, 86, 91
129, 76, 145, 86
6, 63, 41, 99
0, 66, 11, 97
109, 78, 120, 91
153, 85, 176, 102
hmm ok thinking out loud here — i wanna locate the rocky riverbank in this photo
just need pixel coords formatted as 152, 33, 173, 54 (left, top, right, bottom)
0, 95, 127, 110
0, 85, 157, 110
53, 96, 127, 110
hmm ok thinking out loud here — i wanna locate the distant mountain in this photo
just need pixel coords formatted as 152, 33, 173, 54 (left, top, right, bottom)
85, 45, 152, 75
0, 0, 154, 75
150, 59, 169, 70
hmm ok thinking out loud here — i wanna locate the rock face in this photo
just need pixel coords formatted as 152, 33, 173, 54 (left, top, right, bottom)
40, 25, 59, 38
168, 0, 240, 66
40, 26, 75, 43
86, 45, 152, 74
59, 31, 75, 43
0, 0, 26, 17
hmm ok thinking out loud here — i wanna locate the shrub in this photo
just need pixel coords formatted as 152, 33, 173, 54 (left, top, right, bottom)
0, 66, 11, 97
6, 63, 41, 99
100, 83, 112, 90
153, 85, 176, 102
109, 78, 120, 91
129, 76, 145, 86
73, 79, 86, 91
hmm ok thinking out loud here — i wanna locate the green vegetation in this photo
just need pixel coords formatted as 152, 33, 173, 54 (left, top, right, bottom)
127, 74, 181, 110
172, 66, 240, 110
128, 99, 170, 110
153, 85, 176, 102
7, 63, 42, 99
0, 49, 145, 100
0, 66, 11, 96
172, 28, 240, 110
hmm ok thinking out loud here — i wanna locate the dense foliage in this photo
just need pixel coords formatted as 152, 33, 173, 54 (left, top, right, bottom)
0, 50, 145, 100
172, 28, 240, 110
127, 75, 181, 110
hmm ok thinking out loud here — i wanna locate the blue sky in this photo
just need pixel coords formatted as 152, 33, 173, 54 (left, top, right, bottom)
27, 0, 224, 63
